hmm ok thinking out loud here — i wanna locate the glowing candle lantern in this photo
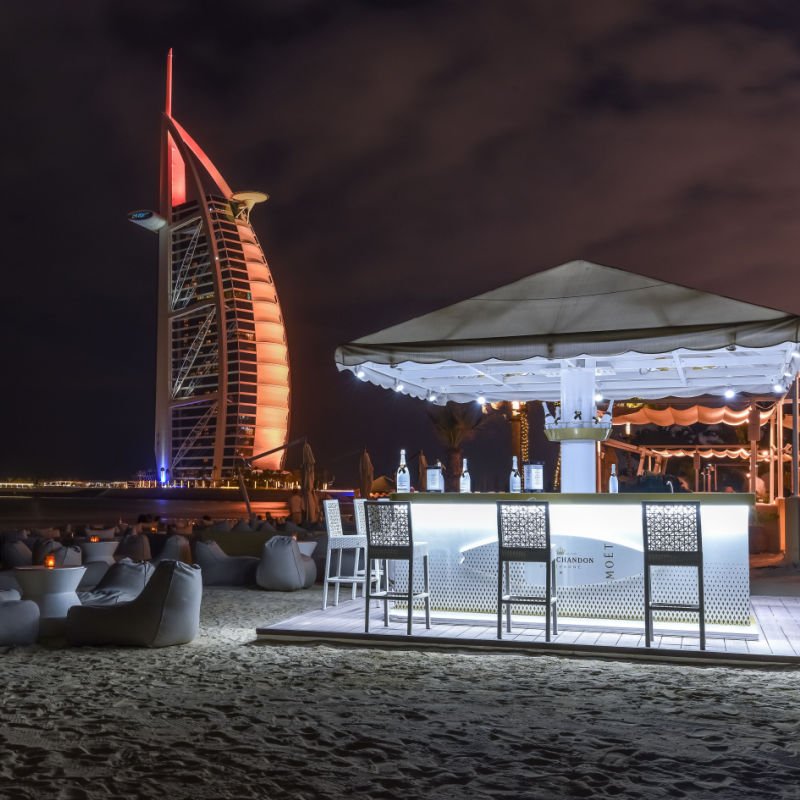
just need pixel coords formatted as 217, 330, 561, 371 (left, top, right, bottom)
89, 536, 101, 543
44, 554, 56, 569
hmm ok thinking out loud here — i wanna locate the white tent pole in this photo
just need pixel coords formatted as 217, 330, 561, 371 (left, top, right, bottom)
778, 397, 785, 499
769, 411, 775, 504
558, 359, 597, 493
793, 377, 799, 496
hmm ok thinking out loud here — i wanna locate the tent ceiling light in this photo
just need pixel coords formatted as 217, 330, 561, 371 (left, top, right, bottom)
724, 388, 735, 399
593, 393, 603, 402
773, 384, 784, 393
394, 381, 404, 392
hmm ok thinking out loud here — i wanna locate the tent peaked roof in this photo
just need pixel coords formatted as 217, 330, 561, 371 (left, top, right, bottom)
335, 260, 800, 403
338, 260, 799, 365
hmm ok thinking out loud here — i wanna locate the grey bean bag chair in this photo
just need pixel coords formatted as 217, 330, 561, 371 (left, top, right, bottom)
78, 559, 155, 606
0, 572, 21, 593
153, 535, 192, 564
67, 560, 202, 647
115, 532, 152, 562
77, 561, 111, 592
0, 598, 39, 646
1, 539, 32, 569
194, 540, 258, 586
256, 536, 316, 591
33, 541, 82, 567
230, 519, 256, 533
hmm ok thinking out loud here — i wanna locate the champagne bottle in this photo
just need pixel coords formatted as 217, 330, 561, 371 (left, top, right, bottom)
509, 455, 522, 493
459, 458, 471, 493
396, 449, 411, 493
608, 463, 619, 494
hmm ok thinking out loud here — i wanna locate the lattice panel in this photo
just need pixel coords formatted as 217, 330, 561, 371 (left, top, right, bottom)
643, 503, 700, 553
390, 543, 749, 625
323, 499, 343, 536
365, 503, 411, 548
498, 503, 548, 549
353, 499, 367, 536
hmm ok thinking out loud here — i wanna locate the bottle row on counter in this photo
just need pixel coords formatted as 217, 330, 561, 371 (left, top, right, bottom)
394, 450, 575, 494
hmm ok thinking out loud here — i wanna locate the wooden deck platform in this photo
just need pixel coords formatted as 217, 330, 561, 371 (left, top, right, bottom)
257, 594, 800, 666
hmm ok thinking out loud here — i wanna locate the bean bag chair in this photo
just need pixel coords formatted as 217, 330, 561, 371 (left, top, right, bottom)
256, 536, 316, 591
1, 539, 33, 569
77, 561, 111, 591
67, 561, 202, 647
207, 520, 234, 534
0, 598, 39, 645
230, 519, 255, 533
193, 540, 258, 586
256, 520, 277, 533
283, 521, 306, 535
115, 532, 152, 562
78, 559, 154, 606
31, 528, 61, 540
33, 541, 81, 567
153, 535, 192, 564
0, 572, 21, 593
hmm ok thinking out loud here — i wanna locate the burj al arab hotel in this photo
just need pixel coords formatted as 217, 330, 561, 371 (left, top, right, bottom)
130, 51, 290, 483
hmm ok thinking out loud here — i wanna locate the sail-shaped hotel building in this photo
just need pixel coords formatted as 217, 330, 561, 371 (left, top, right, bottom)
130, 51, 290, 482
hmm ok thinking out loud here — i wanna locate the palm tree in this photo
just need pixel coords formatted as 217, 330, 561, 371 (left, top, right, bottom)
426, 401, 485, 491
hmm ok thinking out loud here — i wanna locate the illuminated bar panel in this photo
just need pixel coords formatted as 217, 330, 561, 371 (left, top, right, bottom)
392, 493, 751, 628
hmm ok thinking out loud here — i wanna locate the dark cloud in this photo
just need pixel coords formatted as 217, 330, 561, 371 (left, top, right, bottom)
3, 0, 800, 481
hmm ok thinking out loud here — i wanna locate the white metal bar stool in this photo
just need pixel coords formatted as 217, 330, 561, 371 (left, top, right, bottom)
322, 499, 368, 610
497, 500, 558, 641
642, 501, 706, 650
364, 500, 430, 635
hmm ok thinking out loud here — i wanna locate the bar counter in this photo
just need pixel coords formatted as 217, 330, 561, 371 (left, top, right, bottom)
391, 492, 753, 626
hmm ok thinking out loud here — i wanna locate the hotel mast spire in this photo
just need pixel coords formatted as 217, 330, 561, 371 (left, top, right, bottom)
165, 47, 173, 117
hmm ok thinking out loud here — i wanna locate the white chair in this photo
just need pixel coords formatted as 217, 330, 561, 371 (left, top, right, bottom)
322, 499, 368, 610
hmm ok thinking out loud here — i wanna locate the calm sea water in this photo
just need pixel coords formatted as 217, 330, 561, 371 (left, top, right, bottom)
0, 496, 288, 530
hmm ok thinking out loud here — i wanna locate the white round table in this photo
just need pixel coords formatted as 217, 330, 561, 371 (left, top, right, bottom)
14, 566, 86, 637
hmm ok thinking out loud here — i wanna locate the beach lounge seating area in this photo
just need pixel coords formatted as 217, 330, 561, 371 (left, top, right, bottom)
0, 513, 330, 645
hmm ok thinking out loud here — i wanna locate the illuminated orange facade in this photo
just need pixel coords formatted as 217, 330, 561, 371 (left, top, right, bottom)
130, 50, 290, 481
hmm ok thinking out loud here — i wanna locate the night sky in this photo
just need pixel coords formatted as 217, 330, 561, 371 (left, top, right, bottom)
4, 1, 800, 484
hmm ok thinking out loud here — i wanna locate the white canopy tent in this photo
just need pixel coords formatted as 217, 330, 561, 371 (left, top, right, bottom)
336, 260, 800, 403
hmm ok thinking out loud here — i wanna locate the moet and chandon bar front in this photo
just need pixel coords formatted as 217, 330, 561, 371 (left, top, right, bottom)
390, 492, 752, 629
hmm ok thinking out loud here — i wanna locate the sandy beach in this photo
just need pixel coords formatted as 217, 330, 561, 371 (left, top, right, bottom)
2, 586, 800, 799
